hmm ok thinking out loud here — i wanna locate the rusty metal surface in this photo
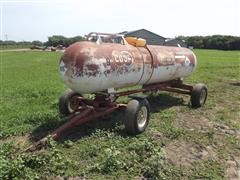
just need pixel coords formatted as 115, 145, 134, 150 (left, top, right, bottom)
60, 41, 196, 94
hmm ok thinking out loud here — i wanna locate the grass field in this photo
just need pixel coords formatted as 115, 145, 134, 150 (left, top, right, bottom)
0, 45, 32, 50
0, 49, 240, 179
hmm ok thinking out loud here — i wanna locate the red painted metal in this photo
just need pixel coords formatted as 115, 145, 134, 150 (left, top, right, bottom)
51, 105, 119, 140
25, 104, 120, 152
25, 79, 193, 152
114, 80, 192, 97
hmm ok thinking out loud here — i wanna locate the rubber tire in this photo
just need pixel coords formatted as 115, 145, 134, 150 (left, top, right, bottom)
191, 83, 208, 108
124, 99, 150, 135
59, 89, 82, 116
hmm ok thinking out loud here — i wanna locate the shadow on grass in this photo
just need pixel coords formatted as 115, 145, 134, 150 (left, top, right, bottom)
29, 93, 187, 143
147, 93, 188, 113
28, 110, 125, 143
230, 82, 240, 87
27, 115, 67, 142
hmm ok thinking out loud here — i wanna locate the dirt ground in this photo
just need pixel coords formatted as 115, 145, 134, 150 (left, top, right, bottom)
164, 106, 240, 179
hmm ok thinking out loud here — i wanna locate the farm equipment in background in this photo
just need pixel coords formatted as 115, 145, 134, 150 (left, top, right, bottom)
30, 45, 65, 52
30, 45, 46, 50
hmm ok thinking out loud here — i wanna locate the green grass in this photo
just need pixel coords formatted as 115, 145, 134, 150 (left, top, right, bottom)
0, 51, 65, 137
0, 49, 240, 179
0, 45, 31, 50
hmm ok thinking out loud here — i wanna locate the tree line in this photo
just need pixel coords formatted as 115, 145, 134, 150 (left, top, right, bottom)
44, 35, 85, 47
1, 35, 239, 50
0, 35, 85, 48
177, 35, 240, 50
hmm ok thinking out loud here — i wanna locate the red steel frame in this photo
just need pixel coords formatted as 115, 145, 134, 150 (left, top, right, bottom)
25, 79, 193, 152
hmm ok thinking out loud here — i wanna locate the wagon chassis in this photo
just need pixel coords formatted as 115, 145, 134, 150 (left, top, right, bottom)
25, 79, 207, 152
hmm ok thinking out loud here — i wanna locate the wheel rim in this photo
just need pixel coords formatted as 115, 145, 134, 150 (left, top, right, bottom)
200, 89, 207, 105
67, 95, 79, 113
137, 106, 148, 128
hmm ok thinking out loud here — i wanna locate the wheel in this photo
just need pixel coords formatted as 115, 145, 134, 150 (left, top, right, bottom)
59, 89, 82, 116
124, 98, 150, 135
191, 83, 208, 108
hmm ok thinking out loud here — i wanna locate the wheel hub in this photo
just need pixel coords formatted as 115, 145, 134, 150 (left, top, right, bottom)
137, 106, 148, 128
200, 89, 207, 105
67, 95, 80, 113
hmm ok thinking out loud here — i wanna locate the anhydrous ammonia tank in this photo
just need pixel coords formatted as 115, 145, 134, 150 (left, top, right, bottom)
60, 41, 197, 94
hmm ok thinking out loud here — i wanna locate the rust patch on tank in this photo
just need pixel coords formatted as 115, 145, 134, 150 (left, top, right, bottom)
86, 64, 99, 71
61, 41, 196, 81
145, 45, 197, 69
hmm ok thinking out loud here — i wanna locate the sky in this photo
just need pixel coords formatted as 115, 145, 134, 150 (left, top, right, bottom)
0, 0, 239, 42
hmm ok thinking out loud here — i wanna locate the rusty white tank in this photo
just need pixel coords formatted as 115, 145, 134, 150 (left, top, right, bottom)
60, 37, 197, 94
